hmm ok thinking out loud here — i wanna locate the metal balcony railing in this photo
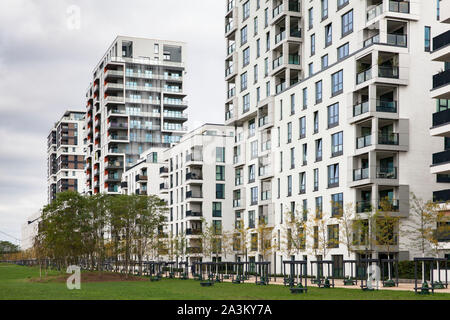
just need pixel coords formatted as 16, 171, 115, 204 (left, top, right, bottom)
433, 69, 450, 90
432, 108, 450, 127
433, 30, 450, 51
433, 149, 450, 165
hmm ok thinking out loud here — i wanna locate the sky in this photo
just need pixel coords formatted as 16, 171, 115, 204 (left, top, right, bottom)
0, 0, 226, 244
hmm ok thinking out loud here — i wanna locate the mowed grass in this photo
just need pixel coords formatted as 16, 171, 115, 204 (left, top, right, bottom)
1, 263, 449, 300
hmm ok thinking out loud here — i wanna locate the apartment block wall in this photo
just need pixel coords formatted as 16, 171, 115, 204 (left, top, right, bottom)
47, 110, 85, 203
84, 36, 188, 196
226, 0, 450, 271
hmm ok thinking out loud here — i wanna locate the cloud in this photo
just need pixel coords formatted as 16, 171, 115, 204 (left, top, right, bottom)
0, 0, 226, 242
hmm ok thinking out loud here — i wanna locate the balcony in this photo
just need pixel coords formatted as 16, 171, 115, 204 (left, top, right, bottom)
271, 0, 301, 25
431, 150, 450, 175
225, 19, 237, 37
186, 210, 203, 218
186, 247, 202, 254
378, 66, 399, 79
159, 183, 168, 191
136, 174, 148, 182
356, 68, 372, 85
186, 172, 203, 181
431, 109, 450, 137
378, 199, 400, 212
378, 133, 399, 145
431, 30, 450, 62
386, 34, 407, 47
388, 1, 410, 14
159, 166, 169, 175
106, 161, 124, 169
104, 95, 125, 104
433, 189, 450, 203
353, 101, 370, 117
186, 153, 203, 163
431, 69, 450, 100
353, 168, 369, 181
186, 190, 203, 199
356, 200, 372, 213
356, 135, 372, 149
186, 228, 202, 236
366, 3, 383, 21
376, 100, 397, 113
225, 64, 237, 80
108, 122, 128, 130
376, 167, 398, 179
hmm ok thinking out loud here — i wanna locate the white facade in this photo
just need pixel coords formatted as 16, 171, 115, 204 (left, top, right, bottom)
159, 124, 235, 263
225, 0, 450, 271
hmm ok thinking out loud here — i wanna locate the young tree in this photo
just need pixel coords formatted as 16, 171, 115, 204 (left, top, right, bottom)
336, 203, 357, 258
281, 209, 307, 259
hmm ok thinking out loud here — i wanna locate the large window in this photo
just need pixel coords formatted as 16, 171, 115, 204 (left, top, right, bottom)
325, 23, 332, 47
241, 26, 248, 45
251, 140, 258, 159
302, 143, 307, 165
287, 122, 292, 143
216, 165, 225, 181
331, 131, 343, 157
341, 10, 353, 37
290, 147, 295, 169
213, 202, 222, 217
328, 163, 339, 188
249, 210, 255, 228
314, 111, 319, 133
299, 172, 306, 194
243, 1, 250, 20
331, 70, 343, 96
299, 116, 306, 139
425, 26, 431, 52
303, 88, 308, 109
314, 168, 319, 191
216, 184, 225, 199
328, 103, 339, 128
287, 175, 292, 197
321, 54, 329, 69
327, 224, 339, 248
241, 72, 248, 91
315, 80, 322, 103
315, 196, 323, 218
337, 0, 349, 10
315, 139, 323, 161
311, 34, 316, 56
243, 47, 250, 67
251, 186, 258, 205
331, 193, 343, 216
321, 0, 328, 19
290, 94, 296, 115
337, 42, 349, 60
216, 147, 225, 162
248, 164, 255, 183
243, 93, 250, 112
308, 7, 313, 29
249, 119, 256, 137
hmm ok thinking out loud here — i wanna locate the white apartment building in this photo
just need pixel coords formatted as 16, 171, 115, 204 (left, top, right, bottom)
225, 0, 450, 272
429, 0, 450, 258
47, 110, 85, 203
84, 36, 188, 195
159, 124, 235, 264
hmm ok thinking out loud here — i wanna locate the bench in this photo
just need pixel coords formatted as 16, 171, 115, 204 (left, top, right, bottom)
343, 278, 356, 286
383, 279, 396, 287
200, 281, 214, 287
290, 286, 308, 294
432, 281, 445, 289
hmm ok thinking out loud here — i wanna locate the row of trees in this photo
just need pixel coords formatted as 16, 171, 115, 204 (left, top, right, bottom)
33, 191, 168, 276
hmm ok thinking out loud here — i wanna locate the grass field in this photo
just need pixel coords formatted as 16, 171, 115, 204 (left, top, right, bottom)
1, 263, 449, 300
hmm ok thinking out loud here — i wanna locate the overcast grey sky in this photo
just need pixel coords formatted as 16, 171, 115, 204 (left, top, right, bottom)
0, 0, 226, 243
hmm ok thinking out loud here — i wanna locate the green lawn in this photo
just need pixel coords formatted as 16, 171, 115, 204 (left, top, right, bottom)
1, 263, 449, 300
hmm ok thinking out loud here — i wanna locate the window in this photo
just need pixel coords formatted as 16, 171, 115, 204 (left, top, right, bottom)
331, 131, 343, 157
277, 178, 281, 198
216, 184, 225, 199
266, 81, 270, 97
314, 111, 319, 133
256, 87, 260, 102
327, 224, 339, 248
290, 94, 296, 115
341, 10, 353, 37
241, 72, 248, 91
315, 139, 322, 161
254, 17, 258, 35
328, 163, 339, 188
425, 26, 431, 52
328, 103, 339, 128
337, 42, 349, 60
235, 168, 243, 186
243, 1, 250, 20
254, 64, 258, 83
241, 26, 248, 45
331, 193, 343, 216
321, 0, 328, 19
309, 62, 314, 76
279, 151, 283, 172
277, 127, 281, 147
243, 47, 250, 67
248, 164, 255, 183
216, 147, 225, 162
308, 8, 313, 29
154, 44, 159, 54
315, 80, 322, 103
325, 23, 332, 47
249, 210, 255, 228
321, 54, 329, 69
302, 143, 307, 165
251, 233, 258, 250
287, 175, 292, 197
264, 58, 269, 76
302, 88, 308, 109
287, 122, 292, 143
251, 140, 258, 159
299, 172, 306, 194
302, 199, 308, 221
311, 34, 316, 56
251, 186, 258, 205
216, 165, 225, 181
249, 119, 256, 137
256, 39, 261, 57
213, 202, 222, 217
299, 116, 306, 139
266, 32, 270, 51
213, 220, 222, 235
315, 196, 323, 218
337, 0, 349, 10
331, 70, 343, 96
264, 8, 268, 27
290, 147, 295, 169
243, 93, 250, 112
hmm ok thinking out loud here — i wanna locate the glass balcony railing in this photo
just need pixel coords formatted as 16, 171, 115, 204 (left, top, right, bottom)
378, 66, 399, 78
376, 100, 397, 113
433, 69, 450, 90
273, 55, 283, 69
288, 54, 300, 65
276, 82, 286, 94
433, 149, 450, 165
227, 87, 236, 99
376, 167, 397, 179
433, 30, 450, 51
356, 200, 372, 213
378, 133, 399, 145
356, 68, 372, 84
275, 30, 286, 44
363, 34, 380, 47
225, 65, 234, 77
225, 110, 234, 120
367, 3, 383, 21
432, 108, 450, 127
356, 135, 372, 149
353, 168, 369, 181
273, 4, 283, 18
290, 28, 302, 38
353, 101, 369, 117
227, 43, 236, 55
378, 199, 400, 212
387, 34, 407, 47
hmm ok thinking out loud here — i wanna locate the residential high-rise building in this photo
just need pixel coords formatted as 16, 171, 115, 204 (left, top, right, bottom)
158, 124, 235, 264
429, 0, 450, 256
47, 110, 85, 203
84, 36, 188, 195
225, 0, 450, 271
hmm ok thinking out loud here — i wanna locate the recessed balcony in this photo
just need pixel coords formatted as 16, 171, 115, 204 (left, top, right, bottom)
431, 30, 450, 62
270, 0, 301, 25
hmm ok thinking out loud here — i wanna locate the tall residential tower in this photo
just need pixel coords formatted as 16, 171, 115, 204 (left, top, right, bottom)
84, 36, 188, 195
